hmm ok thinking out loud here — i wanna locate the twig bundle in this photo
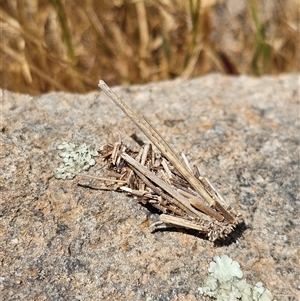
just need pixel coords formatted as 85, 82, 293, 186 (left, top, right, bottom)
88, 80, 243, 241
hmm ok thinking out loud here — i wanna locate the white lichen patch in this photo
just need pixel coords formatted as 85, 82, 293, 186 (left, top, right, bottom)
208, 254, 243, 282
54, 142, 98, 180
198, 255, 275, 301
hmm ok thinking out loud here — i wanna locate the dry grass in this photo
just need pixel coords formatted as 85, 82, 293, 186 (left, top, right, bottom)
0, 0, 299, 95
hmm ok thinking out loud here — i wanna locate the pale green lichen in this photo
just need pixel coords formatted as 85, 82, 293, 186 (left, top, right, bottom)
54, 142, 98, 180
198, 254, 275, 301
208, 254, 243, 282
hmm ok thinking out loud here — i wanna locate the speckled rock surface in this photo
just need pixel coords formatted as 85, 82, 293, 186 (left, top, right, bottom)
1, 74, 299, 301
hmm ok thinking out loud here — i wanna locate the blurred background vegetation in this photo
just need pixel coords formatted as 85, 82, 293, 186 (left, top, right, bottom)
0, 0, 299, 95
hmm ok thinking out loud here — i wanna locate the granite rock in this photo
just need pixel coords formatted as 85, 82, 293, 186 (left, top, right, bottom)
1, 74, 299, 300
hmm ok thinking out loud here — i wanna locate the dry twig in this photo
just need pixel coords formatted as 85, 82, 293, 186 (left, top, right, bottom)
84, 80, 243, 241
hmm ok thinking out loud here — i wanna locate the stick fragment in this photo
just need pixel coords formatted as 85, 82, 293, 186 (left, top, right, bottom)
94, 80, 243, 240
